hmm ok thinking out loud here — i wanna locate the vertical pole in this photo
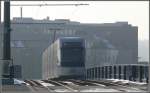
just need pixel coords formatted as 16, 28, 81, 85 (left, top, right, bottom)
3, 0, 11, 75
53, 30, 56, 43
0, 0, 1, 23
148, 62, 150, 91
124, 66, 126, 80
114, 66, 116, 79
139, 66, 142, 82
20, 7, 22, 18
2, 0, 13, 85
119, 66, 121, 79
102, 67, 104, 79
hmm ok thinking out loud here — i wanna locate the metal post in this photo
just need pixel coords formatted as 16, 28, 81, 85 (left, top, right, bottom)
139, 66, 143, 82
101, 67, 103, 79
99, 67, 102, 79
114, 66, 116, 79
148, 62, 150, 91
105, 66, 107, 79
98, 67, 100, 80
109, 66, 112, 79
89, 69, 90, 79
3, 0, 11, 75
123, 66, 127, 80
20, 7, 22, 18
119, 66, 121, 79
0, 0, 1, 23
2, 0, 13, 85
99, 67, 101, 79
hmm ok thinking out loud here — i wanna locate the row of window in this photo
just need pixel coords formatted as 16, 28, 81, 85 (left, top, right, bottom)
44, 29, 76, 35
3, 40, 47, 48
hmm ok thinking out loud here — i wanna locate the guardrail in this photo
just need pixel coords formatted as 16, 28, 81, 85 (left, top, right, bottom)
86, 64, 149, 83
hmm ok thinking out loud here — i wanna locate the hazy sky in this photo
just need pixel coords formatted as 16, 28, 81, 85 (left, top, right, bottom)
1, 1, 149, 40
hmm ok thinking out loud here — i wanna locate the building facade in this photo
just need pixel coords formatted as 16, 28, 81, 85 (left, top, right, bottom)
0, 17, 138, 79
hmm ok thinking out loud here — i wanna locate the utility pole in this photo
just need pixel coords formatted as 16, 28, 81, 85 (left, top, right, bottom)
0, 0, 1, 23
20, 7, 22, 18
148, 60, 150, 92
2, 0, 14, 85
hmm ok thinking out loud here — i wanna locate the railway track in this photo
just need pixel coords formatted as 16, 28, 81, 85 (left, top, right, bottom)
24, 80, 41, 92
24, 80, 56, 92
48, 79, 78, 92
23, 79, 147, 92
67, 79, 125, 92
24, 80, 42, 88
67, 79, 98, 86
109, 80, 148, 91
41, 80, 79, 92
84, 80, 147, 92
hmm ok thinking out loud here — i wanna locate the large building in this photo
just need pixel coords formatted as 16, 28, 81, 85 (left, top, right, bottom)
0, 17, 138, 79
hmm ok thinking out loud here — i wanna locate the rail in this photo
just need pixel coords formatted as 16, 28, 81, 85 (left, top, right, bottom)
85, 80, 147, 92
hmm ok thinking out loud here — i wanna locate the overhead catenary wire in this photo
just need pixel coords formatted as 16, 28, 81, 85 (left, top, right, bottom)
10, 3, 89, 7
10, 3, 89, 20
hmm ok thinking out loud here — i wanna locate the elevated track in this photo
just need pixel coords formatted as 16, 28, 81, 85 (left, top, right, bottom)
22, 79, 148, 92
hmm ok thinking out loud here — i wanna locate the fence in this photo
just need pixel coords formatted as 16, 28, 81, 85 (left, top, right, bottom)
86, 64, 149, 83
